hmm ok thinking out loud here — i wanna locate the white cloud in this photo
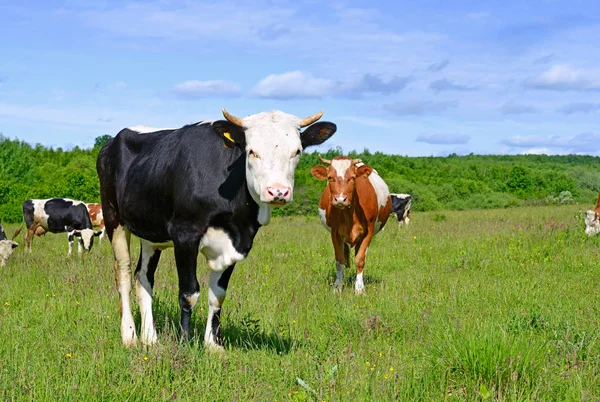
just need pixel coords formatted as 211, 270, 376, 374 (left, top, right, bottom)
500, 102, 539, 115
556, 102, 600, 115
416, 132, 470, 145
429, 79, 476, 92
384, 100, 458, 116
526, 65, 600, 91
336, 116, 391, 128
427, 59, 450, 72
253, 71, 336, 99
519, 148, 553, 155
502, 132, 600, 153
173, 80, 241, 99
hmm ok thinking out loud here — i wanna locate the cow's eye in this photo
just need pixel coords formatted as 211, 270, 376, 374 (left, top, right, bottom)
249, 150, 259, 158
293, 149, 302, 157
349, 177, 355, 182
328, 177, 335, 182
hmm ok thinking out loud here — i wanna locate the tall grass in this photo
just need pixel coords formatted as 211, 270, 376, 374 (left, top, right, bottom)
1, 205, 599, 400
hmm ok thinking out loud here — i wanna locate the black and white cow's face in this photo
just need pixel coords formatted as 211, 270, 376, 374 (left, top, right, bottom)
72, 228, 102, 252
584, 210, 600, 236
215, 110, 336, 210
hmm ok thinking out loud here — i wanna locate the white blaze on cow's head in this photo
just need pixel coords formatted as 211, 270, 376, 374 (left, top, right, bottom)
584, 210, 600, 236
212, 109, 336, 223
310, 156, 374, 209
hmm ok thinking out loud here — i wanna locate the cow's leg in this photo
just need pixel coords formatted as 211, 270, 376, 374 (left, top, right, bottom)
25, 227, 35, 252
77, 238, 82, 254
354, 231, 374, 295
67, 231, 74, 255
135, 239, 161, 345
204, 265, 235, 350
112, 225, 135, 346
99, 227, 106, 243
172, 228, 202, 343
332, 233, 346, 292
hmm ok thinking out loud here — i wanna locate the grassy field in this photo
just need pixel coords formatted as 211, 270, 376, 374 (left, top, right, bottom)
1, 205, 600, 401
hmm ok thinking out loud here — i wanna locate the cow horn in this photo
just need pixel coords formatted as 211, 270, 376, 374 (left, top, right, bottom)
300, 111, 323, 127
222, 109, 244, 127
318, 154, 331, 165
352, 158, 362, 164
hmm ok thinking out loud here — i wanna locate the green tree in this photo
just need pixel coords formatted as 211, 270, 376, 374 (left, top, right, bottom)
94, 135, 112, 148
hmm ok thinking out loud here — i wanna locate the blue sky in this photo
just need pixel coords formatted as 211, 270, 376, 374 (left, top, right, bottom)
1, 0, 599, 156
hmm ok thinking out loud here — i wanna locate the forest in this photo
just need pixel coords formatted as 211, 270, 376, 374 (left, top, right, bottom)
1, 134, 600, 222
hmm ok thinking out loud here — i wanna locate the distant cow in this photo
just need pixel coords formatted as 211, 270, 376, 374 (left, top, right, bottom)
86, 203, 106, 242
390, 193, 412, 226
584, 194, 600, 236
0, 219, 19, 266
311, 156, 391, 294
97, 109, 336, 348
22, 198, 102, 254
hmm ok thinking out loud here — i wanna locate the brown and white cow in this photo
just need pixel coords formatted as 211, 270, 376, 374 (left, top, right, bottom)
584, 194, 600, 236
311, 156, 392, 294
86, 203, 106, 242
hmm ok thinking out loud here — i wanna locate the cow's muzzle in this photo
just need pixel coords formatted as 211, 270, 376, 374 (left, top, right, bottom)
264, 184, 291, 205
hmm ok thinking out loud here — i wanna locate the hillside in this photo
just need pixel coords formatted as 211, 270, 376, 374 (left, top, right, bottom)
1, 135, 600, 222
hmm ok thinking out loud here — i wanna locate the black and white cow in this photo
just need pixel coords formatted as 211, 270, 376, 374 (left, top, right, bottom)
390, 193, 412, 226
97, 109, 336, 349
22, 198, 102, 254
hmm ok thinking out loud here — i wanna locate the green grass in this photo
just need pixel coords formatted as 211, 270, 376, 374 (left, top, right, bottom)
1, 205, 600, 400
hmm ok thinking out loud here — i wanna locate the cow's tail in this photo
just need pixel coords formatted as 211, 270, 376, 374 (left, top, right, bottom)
11, 223, 23, 241
344, 243, 351, 267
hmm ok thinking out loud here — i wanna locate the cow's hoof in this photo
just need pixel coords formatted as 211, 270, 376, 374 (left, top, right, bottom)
333, 286, 343, 294
354, 288, 365, 295
205, 343, 225, 353
122, 338, 137, 348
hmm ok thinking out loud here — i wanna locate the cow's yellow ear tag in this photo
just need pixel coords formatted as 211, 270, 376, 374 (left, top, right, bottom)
223, 132, 234, 148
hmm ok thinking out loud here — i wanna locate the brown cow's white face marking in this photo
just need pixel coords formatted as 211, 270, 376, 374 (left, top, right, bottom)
329, 159, 356, 208
313, 158, 373, 209
584, 210, 600, 236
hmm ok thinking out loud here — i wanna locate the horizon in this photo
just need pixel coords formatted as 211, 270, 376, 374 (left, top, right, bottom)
1, 1, 599, 157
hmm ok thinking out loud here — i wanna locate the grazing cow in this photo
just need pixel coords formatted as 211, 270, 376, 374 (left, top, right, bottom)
584, 194, 600, 236
86, 203, 106, 242
0, 219, 19, 266
22, 198, 102, 254
311, 156, 392, 294
97, 109, 336, 348
390, 193, 412, 226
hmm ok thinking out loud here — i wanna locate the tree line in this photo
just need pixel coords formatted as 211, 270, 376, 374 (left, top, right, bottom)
1, 135, 599, 222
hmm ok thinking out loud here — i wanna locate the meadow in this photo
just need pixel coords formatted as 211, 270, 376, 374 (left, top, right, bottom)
1, 205, 599, 401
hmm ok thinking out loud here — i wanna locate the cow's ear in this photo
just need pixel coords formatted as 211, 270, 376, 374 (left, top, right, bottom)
11, 242, 18, 249
311, 165, 329, 180
356, 164, 373, 178
301, 122, 337, 148
66, 226, 74, 232
94, 231, 102, 237
212, 120, 246, 149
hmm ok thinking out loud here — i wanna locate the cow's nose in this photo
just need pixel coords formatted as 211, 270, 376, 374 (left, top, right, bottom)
333, 195, 348, 205
265, 185, 291, 203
